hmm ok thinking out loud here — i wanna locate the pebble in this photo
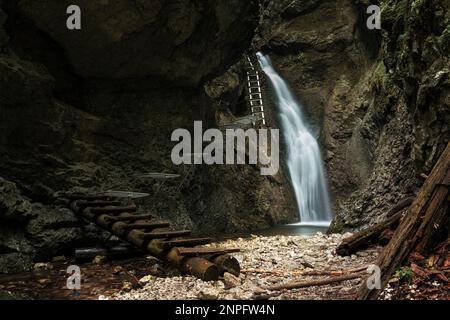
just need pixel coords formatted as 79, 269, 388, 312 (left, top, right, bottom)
112, 232, 378, 300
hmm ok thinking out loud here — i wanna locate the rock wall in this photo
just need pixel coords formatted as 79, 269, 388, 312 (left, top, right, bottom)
255, 0, 449, 231
0, 0, 296, 273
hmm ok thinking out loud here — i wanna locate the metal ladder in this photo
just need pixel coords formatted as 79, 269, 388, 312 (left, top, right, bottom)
245, 55, 266, 126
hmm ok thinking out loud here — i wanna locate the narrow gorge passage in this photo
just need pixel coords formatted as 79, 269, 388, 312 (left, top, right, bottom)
0, 0, 448, 305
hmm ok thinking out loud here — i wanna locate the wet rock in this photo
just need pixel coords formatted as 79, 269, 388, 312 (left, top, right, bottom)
0, 178, 33, 221
33, 262, 52, 271
282, 0, 321, 19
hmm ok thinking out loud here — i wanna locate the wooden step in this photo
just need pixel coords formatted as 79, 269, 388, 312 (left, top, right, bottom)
176, 247, 240, 257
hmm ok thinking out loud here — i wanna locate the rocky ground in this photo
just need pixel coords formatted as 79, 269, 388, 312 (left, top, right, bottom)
1, 231, 447, 300
111, 233, 380, 300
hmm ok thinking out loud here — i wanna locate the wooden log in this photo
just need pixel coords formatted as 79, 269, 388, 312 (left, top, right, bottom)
182, 257, 219, 281
212, 254, 241, 276
263, 272, 365, 291
161, 238, 212, 249
176, 247, 240, 256
66, 199, 238, 281
242, 265, 368, 277
357, 141, 450, 300
166, 248, 219, 281
336, 197, 415, 256
336, 209, 406, 256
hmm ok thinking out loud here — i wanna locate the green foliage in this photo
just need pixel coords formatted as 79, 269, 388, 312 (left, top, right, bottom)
296, 52, 305, 63
394, 266, 414, 283
411, 0, 426, 13
380, 0, 407, 24
371, 60, 392, 90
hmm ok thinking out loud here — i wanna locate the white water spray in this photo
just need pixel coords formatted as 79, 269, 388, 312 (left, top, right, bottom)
257, 53, 333, 224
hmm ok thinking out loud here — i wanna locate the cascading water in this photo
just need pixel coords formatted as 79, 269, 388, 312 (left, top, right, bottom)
257, 52, 333, 225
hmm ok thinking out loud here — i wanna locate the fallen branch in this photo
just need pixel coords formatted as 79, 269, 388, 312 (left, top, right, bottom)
242, 265, 368, 277
262, 271, 365, 291
336, 197, 414, 256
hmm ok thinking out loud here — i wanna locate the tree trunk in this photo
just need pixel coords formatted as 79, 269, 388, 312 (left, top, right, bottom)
357, 141, 450, 300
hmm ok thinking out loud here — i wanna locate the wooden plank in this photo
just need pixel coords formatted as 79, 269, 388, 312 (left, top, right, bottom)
161, 238, 212, 249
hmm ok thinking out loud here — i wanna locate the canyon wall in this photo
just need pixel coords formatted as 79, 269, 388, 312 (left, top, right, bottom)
255, 0, 449, 230
0, 0, 296, 273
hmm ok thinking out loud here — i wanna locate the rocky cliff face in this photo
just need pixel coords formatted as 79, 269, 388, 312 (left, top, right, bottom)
0, 0, 296, 273
255, 0, 449, 230
1, 0, 448, 273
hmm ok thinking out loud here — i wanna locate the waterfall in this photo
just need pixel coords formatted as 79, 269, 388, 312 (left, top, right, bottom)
257, 52, 333, 224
